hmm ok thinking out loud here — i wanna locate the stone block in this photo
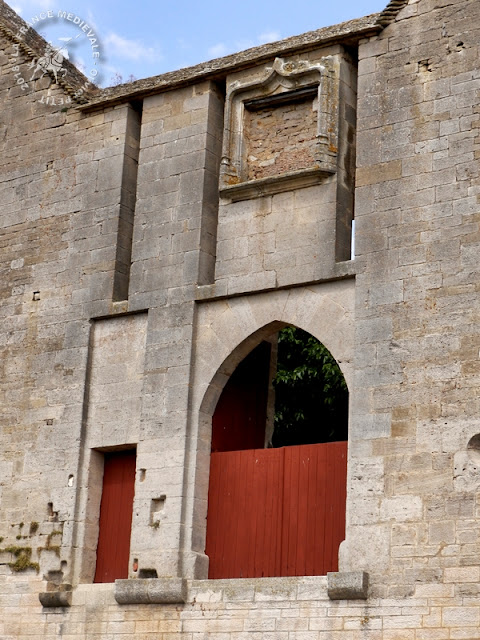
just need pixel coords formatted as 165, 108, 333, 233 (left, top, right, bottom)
39, 589, 72, 608
327, 571, 369, 600
114, 578, 187, 604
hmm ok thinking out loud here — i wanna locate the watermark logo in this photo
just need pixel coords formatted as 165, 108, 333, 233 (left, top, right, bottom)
10, 9, 104, 106
29, 41, 67, 83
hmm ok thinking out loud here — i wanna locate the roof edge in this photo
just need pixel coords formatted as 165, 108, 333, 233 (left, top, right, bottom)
0, 0, 99, 104
0, 0, 410, 111
376, 0, 410, 27
80, 13, 381, 112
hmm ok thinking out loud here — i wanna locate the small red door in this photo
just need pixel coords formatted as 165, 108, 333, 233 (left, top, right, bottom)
94, 449, 136, 583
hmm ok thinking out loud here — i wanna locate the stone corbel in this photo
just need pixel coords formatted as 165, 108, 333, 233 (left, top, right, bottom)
114, 577, 187, 605
327, 571, 369, 600
39, 583, 72, 608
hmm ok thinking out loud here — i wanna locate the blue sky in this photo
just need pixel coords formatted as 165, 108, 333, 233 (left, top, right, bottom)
11, 0, 388, 86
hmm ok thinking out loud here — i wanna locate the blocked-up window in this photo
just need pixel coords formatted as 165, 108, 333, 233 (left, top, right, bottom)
219, 56, 339, 203
243, 87, 319, 180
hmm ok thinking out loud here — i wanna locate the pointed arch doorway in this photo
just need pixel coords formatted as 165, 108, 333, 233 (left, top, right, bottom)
205, 328, 348, 579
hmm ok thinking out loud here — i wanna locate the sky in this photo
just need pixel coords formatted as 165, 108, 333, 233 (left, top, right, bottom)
10, 0, 389, 87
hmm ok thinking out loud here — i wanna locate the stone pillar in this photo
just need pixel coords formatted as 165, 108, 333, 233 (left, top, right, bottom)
127, 81, 224, 578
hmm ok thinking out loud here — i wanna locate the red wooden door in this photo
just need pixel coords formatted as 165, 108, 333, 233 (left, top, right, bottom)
205, 441, 347, 579
281, 441, 347, 576
94, 449, 136, 583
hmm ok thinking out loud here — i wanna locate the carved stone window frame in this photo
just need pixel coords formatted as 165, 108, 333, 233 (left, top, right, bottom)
219, 56, 338, 202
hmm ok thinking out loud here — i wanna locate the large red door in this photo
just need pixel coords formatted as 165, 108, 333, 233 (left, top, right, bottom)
205, 441, 347, 579
94, 449, 136, 583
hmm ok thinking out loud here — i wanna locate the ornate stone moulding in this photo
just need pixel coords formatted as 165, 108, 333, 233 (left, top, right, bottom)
220, 167, 335, 203
220, 55, 338, 202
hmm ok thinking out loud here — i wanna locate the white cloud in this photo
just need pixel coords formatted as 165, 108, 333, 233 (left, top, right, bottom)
86, 8, 100, 32
258, 31, 281, 44
176, 37, 191, 51
72, 55, 86, 73
207, 30, 282, 61
13, 0, 55, 14
104, 32, 161, 63
234, 38, 255, 51
207, 42, 229, 58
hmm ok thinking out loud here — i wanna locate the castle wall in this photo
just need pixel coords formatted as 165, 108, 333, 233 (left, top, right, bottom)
1, 0, 480, 637
0, 29, 141, 585
345, 0, 480, 607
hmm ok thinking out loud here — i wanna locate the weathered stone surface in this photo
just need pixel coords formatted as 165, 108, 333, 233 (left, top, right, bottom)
327, 571, 369, 600
114, 578, 186, 604
39, 590, 72, 608
1, 0, 480, 637
245, 97, 318, 180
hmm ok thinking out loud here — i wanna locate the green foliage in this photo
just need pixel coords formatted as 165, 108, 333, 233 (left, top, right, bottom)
29, 521, 39, 535
46, 530, 62, 547
272, 327, 348, 447
3, 546, 39, 573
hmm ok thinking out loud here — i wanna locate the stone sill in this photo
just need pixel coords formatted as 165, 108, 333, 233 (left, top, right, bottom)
191, 572, 368, 602
219, 166, 336, 203
190, 573, 367, 602
40, 571, 368, 607
191, 575, 327, 603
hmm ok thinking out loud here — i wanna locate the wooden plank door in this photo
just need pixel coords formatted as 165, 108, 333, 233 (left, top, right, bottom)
281, 441, 347, 576
206, 447, 284, 578
206, 441, 347, 578
94, 449, 136, 583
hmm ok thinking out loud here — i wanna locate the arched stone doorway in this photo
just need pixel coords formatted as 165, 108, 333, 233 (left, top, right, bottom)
186, 281, 355, 580
205, 327, 348, 579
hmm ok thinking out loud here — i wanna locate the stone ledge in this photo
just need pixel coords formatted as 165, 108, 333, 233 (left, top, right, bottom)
195, 261, 356, 302
219, 166, 336, 203
327, 571, 369, 600
114, 578, 186, 605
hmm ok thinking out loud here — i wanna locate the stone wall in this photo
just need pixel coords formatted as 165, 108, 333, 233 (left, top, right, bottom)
345, 0, 480, 607
0, 27, 123, 588
1, 0, 480, 638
